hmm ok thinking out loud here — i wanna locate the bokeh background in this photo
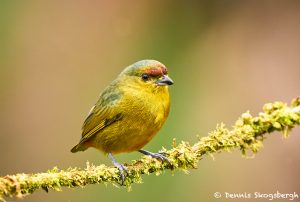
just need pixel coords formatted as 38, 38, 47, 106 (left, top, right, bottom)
1, 1, 300, 202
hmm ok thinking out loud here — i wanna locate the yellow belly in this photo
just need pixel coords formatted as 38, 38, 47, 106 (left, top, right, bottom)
90, 112, 164, 154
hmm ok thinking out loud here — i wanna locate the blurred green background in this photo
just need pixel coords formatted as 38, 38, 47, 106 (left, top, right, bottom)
1, 1, 300, 202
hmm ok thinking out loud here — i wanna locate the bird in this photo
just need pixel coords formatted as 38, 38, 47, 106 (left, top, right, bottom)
71, 59, 173, 183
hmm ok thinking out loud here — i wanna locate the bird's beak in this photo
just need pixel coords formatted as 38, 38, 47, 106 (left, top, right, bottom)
156, 75, 174, 86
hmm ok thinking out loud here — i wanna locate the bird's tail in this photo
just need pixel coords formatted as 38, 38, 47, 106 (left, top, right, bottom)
70, 143, 87, 153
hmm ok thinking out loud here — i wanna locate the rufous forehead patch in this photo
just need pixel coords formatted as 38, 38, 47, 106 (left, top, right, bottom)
161, 65, 167, 74
145, 64, 168, 76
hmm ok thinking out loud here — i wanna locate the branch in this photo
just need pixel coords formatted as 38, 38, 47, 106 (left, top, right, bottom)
1, 97, 300, 201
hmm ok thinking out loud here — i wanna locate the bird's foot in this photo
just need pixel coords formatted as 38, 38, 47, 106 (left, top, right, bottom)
113, 162, 128, 185
139, 149, 170, 163
108, 153, 128, 185
158, 151, 168, 156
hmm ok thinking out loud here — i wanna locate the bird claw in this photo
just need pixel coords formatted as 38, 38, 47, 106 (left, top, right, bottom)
113, 162, 128, 185
108, 152, 128, 185
139, 149, 170, 164
158, 151, 169, 156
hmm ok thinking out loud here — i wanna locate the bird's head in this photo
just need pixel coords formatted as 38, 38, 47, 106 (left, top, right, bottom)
119, 60, 173, 92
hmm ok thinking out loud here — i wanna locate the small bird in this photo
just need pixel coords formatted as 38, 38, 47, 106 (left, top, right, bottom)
71, 60, 173, 182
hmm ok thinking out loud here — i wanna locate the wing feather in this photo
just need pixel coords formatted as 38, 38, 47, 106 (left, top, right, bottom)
71, 85, 123, 152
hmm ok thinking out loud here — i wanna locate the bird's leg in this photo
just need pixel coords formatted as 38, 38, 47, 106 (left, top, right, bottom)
108, 153, 128, 185
138, 149, 170, 163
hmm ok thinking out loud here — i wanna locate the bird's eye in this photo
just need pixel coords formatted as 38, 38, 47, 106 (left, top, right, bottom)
141, 74, 150, 81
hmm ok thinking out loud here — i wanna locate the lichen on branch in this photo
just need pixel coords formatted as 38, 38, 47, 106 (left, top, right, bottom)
0, 97, 300, 201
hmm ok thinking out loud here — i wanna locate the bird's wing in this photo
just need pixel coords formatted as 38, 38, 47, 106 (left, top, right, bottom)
78, 88, 123, 145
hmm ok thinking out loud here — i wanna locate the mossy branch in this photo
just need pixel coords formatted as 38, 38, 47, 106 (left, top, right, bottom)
1, 97, 300, 201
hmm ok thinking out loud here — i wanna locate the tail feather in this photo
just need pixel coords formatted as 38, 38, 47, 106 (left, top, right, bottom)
70, 143, 87, 153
